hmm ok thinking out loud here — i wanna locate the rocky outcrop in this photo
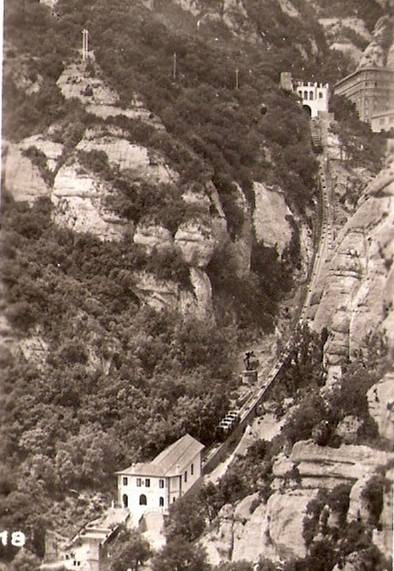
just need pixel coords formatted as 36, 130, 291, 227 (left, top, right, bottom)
133, 223, 173, 253
252, 182, 293, 254
3, 143, 51, 203
288, 440, 392, 487
358, 15, 394, 68
367, 371, 394, 446
175, 219, 217, 267
189, 268, 214, 319
319, 17, 371, 63
313, 146, 394, 368
57, 62, 162, 126
52, 161, 128, 240
202, 489, 318, 566
76, 128, 177, 184
52, 128, 178, 240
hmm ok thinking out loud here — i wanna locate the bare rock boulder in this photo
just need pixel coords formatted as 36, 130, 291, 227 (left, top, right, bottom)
52, 162, 127, 241
133, 223, 173, 254
175, 220, 217, 268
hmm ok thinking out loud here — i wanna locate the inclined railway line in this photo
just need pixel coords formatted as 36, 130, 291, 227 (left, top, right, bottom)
202, 118, 334, 475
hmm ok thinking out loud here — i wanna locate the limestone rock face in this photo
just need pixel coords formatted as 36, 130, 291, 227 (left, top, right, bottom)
130, 270, 212, 319
52, 162, 127, 241
57, 63, 161, 126
204, 489, 317, 566
265, 490, 317, 559
253, 182, 293, 254
189, 268, 213, 320
347, 475, 374, 525
313, 150, 394, 367
52, 127, 179, 240
3, 143, 51, 203
367, 371, 394, 445
290, 440, 393, 486
18, 135, 64, 173
18, 335, 49, 367
175, 220, 217, 268
133, 223, 173, 254
358, 15, 394, 68
131, 271, 183, 312
76, 129, 177, 184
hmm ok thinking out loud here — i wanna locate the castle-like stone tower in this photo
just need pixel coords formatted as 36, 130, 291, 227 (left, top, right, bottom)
280, 72, 330, 118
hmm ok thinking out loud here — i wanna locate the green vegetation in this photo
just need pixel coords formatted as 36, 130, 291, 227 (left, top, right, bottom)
151, 537, 210, 571
0, 194, 240, 558
109, 527, 152, 571
316, 0, 384, 32
300, 478, 390, 571
330, 95, 386, 174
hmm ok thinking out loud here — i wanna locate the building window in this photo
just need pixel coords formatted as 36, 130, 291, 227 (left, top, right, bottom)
319, 92, 323, 99
309, 91, 314, 100
191, 464, 194, 476
173, 497, 176, 503
184, 471, 187, 483
159, 479, 165, 488
304, 90, 308, 100
137, 478, 142, 487
145, 478, 150, 488
123, 477, 128, 486
159, 497, 164, 507
139, 494, 147, 505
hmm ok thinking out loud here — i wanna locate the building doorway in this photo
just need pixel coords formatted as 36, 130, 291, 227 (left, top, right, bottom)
122, 494, 128, 508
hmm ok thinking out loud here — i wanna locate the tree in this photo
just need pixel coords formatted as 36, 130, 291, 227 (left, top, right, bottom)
110, 529, 152, 571
9, 549, 41, 571
165, 494, 206, 542
214, 562, 254, 570
151, 537, 210, 571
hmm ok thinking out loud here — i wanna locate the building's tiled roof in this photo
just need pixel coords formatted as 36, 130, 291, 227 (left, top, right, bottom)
116, 434, 204, 477
116, 462, 166, 477
153, 433, 204, 475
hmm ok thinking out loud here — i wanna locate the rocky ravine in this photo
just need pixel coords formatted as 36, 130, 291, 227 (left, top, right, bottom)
199, 141, 394, 568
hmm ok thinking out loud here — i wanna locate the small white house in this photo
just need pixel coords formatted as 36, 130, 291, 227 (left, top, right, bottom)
116, 434, 204, 525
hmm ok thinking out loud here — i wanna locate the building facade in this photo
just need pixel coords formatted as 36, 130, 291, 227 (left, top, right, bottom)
334, 67, 394, 125
280, 72, 330, 118
41, 509, 130, 571
370, 108, 394, 133
294, 81, 330, 118
116, 434, 204, 525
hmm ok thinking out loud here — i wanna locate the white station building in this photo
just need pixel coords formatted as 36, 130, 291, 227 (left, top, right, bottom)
116, 434, 205, 525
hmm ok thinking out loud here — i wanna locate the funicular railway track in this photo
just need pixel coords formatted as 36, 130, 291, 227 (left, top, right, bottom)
202, 119, 333, 476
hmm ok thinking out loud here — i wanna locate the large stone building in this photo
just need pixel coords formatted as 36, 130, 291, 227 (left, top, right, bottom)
116, 434, 204, 526
334, 67, 394, 132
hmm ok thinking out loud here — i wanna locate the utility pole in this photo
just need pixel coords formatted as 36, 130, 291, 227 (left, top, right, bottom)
235, 67, 239, 90
82, 29, 89, 62
172, 52, 177, 81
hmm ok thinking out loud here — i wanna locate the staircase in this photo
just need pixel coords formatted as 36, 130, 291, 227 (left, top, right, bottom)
310, 119, 322, 151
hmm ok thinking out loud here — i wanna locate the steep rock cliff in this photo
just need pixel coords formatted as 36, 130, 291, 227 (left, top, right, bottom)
312, 141, 394, 369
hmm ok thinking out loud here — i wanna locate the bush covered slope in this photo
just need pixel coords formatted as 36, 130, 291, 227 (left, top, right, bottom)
0, 0, 384, 562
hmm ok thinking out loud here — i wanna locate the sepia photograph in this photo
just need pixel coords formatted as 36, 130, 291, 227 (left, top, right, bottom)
0, 0, 393, 570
